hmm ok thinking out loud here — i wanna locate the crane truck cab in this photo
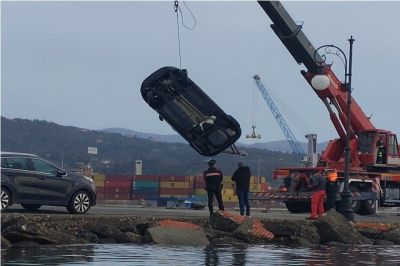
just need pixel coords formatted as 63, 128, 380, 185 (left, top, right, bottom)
358, 130, 400, 168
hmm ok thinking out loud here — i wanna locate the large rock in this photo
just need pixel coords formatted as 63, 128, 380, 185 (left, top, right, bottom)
89, 224, 137, 243
315, 209, 371, 244
3, 231, 57, 244
11, 241, 41, 248
76, 230, 99, 243
382, 229, 400, 244
145, 220, 209, 246
234, 219, 274, 243
125, 231, 142, 243
209, 211, 242, 232
263, 220, 320, 244
1, 236, 12, 249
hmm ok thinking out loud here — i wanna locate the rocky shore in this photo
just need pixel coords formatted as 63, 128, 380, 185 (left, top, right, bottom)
1, 209, 399, 249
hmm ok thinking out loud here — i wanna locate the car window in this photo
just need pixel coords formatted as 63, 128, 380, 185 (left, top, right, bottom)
31, 159, 59, 175
4, 157, 30, 170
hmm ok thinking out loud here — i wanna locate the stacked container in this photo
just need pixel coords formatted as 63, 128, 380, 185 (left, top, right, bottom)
104, 174, 132, 200
132, 175, 159, 200
159, 176, 192, 198
92, 174, 105, 201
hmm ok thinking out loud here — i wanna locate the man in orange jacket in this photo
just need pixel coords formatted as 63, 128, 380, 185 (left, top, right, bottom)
307, 171, 326, 219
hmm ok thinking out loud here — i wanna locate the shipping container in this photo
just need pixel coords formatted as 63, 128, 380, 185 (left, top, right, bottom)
104, 179, 132, 188
93, 174, 106, 181
194, 189, 207, 195
158, 175, 189, 182
132, 175, 160, 182
159, 194, 190, 199
190, 195, 208, 202
159, 187, 192, 195
222, 195, 238, 202
96, 186, 105, 193
104, 193, 131, 200
221, 189, 234, 196
106, 174, 132, 180
96, 192, 105, 200
94, 180, 105, 187
222, 176, 232, 183
133, 181, 159, 189
160, 181, 190, 189
104, 187, 131, 194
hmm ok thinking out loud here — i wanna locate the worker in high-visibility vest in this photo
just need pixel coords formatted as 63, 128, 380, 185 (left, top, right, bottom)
325, 169, 338, 210
307, 171, 326, 219
376, 139, 385, 164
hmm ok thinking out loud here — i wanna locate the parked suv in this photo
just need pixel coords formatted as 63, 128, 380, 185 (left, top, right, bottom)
1, 152, 96, 214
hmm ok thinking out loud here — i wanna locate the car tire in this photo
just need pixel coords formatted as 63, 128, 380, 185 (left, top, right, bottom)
67, 190, 92, 214
21, 204, 42, 211
1, 187, 11, 211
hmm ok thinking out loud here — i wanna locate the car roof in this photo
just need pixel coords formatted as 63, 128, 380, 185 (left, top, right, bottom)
1, 152, 39, 158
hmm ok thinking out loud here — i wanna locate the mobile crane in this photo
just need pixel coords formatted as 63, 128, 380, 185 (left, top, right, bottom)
252, 1, 400, 214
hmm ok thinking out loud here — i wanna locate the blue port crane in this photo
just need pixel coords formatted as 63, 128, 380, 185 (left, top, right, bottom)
253, 74, 305, 155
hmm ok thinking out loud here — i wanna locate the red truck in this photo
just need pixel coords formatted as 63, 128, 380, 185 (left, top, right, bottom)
251, 1, 400, 215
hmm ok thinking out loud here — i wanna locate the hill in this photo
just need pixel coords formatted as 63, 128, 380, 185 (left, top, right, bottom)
1, 117, 301, 184
101, 128, 328, 153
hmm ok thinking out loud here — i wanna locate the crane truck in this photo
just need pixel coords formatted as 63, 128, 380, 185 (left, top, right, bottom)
251, 1, 400, 215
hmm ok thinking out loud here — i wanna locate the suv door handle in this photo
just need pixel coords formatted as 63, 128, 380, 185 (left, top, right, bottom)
38, 177, 46, 180
3, 172, 13, 176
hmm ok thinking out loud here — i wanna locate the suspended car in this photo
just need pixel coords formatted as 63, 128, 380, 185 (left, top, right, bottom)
141, 66, 242, 156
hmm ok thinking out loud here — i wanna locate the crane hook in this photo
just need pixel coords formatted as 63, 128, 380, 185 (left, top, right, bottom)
174, 1, 179, 13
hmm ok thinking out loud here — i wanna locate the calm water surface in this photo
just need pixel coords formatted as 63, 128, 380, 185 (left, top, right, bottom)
2, 244, 400, 265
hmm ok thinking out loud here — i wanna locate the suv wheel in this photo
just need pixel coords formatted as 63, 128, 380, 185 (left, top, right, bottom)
21, 204, 42, 211
1, 188, 11, 211
67, 191, 91, 214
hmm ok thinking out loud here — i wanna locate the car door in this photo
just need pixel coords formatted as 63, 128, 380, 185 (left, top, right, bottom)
31, 158, 74, 204
2, 157, 38, 202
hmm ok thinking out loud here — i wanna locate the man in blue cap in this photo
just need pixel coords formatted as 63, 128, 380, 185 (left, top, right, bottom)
203, 159, 224, 214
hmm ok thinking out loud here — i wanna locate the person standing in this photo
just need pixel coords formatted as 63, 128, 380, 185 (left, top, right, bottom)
307, 171, 327, 219
232, 161, 252, 217
376, 138, 385, 164
325, 169, 338, 210
203, 159, 224, 214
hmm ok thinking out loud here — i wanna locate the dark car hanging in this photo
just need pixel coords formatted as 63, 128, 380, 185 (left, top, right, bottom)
141, 66, 242, 156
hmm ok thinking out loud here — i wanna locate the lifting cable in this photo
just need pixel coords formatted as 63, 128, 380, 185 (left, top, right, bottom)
174, 1, 197, 69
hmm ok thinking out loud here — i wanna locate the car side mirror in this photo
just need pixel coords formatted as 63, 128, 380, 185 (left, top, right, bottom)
57, 169, 67, 177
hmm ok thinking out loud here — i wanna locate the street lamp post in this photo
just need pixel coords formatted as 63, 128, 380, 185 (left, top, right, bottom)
311, 36, 355, 221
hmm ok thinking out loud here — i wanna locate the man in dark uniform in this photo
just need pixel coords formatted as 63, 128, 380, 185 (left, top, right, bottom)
325, 169, 338, 210
203, 159, 224, 214
232, 161, 252, 217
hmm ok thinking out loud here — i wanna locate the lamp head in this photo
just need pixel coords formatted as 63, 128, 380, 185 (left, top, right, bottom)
311, 74, 330, 91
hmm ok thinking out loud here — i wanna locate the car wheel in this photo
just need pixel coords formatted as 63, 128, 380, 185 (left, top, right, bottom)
67, 191, 91, 214
1, 187, 11, 211
21, 204, 42, 211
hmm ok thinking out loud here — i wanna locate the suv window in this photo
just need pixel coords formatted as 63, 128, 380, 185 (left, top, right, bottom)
31, 158, 59, 175
4, 157, 31, 170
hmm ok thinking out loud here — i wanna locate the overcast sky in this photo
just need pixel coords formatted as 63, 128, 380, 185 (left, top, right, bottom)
2, 1, 399, 143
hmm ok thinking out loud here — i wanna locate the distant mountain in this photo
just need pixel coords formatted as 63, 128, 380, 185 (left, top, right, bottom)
1, 117, 300, 184
101, 128, 328, 153
238, 140, 329, 153
100, 128, 186, 143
